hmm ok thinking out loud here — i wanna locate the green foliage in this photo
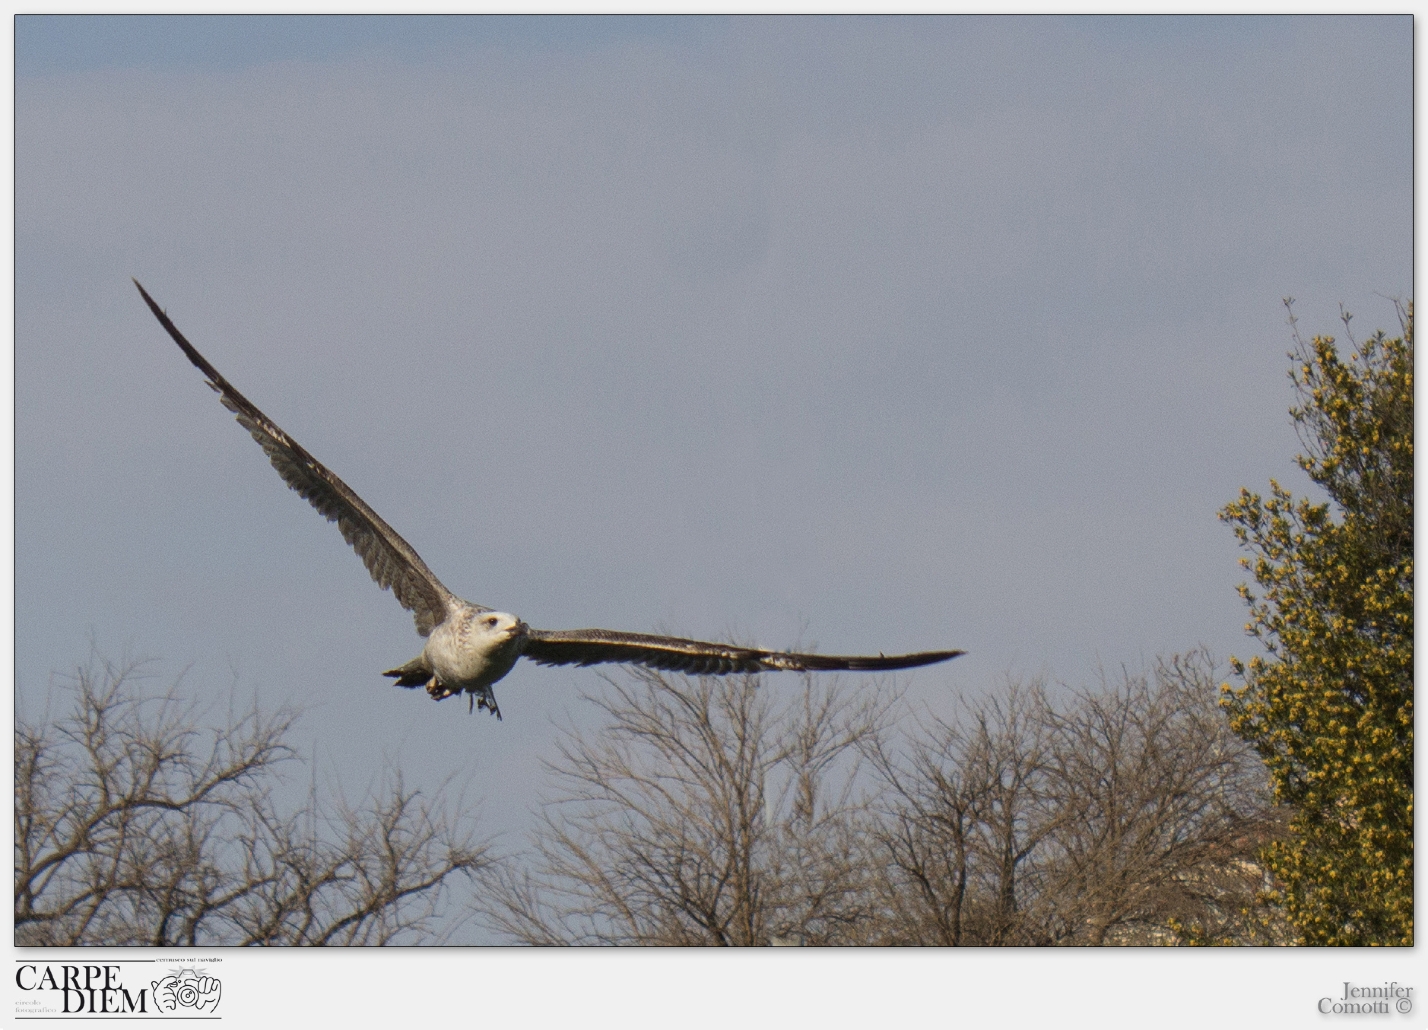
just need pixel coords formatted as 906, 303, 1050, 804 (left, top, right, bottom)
1220, 301, 1413, 945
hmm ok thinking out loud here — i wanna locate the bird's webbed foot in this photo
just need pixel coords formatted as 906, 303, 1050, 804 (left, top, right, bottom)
472, 690, 502, 721
426, 678, 459, 702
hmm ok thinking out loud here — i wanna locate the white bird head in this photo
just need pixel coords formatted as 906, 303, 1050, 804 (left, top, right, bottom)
475, 611, 527, 642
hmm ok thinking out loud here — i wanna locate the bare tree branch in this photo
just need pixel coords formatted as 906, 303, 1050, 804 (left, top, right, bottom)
15, 654, 491, 946
867, 651, 1282, 945
481, 668, 892, 945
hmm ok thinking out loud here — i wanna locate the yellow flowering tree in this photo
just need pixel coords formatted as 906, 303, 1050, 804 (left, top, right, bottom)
1221, 301, 1412, 945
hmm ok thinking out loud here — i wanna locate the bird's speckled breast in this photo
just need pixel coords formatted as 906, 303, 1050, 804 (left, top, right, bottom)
422, 605, 525, 691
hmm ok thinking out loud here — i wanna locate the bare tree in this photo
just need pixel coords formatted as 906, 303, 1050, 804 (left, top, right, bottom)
1036, 652, 1277, 944
868, 652, 1280, 945
867, 680, 1059, 945
15, 654, 490, 946
481, 668, 891, 945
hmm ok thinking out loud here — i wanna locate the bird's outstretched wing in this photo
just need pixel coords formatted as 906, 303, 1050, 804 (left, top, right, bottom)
134, 280, 462, 637
522, 628, 964, 676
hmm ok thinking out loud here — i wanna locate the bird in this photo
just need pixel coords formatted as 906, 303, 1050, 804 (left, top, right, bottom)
133, 280, 964, 719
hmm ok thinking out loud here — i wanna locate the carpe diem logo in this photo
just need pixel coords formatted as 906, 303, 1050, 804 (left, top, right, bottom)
14, 961, 222, 1018
152, 966, 222, 1014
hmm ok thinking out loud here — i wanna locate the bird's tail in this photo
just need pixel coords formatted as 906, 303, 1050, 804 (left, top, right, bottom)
383, 656, 434, 688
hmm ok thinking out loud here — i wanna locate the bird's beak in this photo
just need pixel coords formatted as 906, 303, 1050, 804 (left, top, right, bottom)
511, 620, 529, 638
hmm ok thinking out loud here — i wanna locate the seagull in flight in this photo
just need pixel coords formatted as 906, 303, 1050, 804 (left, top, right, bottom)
134, 281, 964, 719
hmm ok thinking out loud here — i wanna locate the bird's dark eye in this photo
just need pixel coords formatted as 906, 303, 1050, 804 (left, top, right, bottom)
485, 616, 499, 627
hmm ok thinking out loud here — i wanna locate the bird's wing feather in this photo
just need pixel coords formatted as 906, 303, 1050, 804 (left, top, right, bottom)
522, 627, 964, 676
135, 280, 461, 637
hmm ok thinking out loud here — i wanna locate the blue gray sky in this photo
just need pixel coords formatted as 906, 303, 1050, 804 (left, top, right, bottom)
14, 12, 1412, 970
